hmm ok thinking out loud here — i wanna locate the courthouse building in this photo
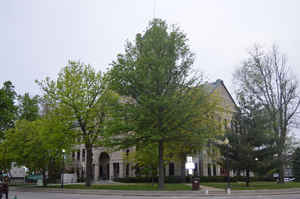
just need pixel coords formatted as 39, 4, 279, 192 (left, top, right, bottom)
70, 79, 237, 181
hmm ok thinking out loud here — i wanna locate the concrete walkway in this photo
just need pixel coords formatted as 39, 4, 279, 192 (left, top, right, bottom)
200, 185, 223, 192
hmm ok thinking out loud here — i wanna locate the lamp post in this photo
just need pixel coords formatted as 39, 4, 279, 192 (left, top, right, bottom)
273, 154, 279, 182
61, 149, 65, 189
224, 138, 231, 194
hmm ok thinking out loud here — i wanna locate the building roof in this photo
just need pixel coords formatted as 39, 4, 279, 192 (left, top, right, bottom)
205, 79, 238, 109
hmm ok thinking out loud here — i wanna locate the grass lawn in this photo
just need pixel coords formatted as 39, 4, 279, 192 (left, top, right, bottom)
201, 181, 300, 190
46, 183, 191, 191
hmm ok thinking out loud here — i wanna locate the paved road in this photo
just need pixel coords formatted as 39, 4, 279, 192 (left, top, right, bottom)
9, 191, 300, 199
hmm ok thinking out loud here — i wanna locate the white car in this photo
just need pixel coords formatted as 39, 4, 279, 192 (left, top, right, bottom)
284, 177, 295, 182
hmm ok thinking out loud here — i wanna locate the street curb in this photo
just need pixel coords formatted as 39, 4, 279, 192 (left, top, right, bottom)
11, 187, 300, 197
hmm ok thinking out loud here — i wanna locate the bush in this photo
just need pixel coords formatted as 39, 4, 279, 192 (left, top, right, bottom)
194, 176, 236, 183
113, 177, 157, 183
166, 176, 186, 183
114, 176, 187, 183
113, 175, 275, 183
114, 176, 237, 183
232, 176, 275, 182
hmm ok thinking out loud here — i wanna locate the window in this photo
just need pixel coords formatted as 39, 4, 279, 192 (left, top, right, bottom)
207, 164, 211, 176
77, 150, 80, 161
72, 152, 75, 161
135, 165, 140, 177
113, 163, 119, 177
213, 164, 217, 176
199, 160, 203, 176
92, 164, 95, 178
169, 163, 175, 176
194, 163, 198, 176
126, 164, 129, 177
82, 149, 85, 162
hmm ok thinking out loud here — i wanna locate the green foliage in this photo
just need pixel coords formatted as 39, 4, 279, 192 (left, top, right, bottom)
37, 60, 110, 186
47, 183, 191, 190
202, 181, 300, 190
113, 176, 272, 183
292, 147, 300, 181
5, 111, 74, 175
0, 81, 17, 138
191, 176, 233, 183
217, 94, 276, 186
0, 139, 11, 171
114, 176, 187, 183
106, 19, 219, 189
123, 144, 159, 178
18, 93, 40, 121
0, 81, 18, 171
227, 111, 274, 171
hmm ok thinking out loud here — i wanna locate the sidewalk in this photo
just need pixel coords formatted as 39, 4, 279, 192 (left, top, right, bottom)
200, 185, 223, 192
11, 186, 300, 197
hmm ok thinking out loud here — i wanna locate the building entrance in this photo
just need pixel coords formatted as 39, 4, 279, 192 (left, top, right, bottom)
99, 152, 110, 180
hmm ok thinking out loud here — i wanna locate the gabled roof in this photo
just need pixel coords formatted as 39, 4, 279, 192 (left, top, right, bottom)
205, 79, 238, 110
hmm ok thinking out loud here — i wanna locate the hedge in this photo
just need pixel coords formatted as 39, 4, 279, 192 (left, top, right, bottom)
113, 176, 275, 183
113, 176, 184, 183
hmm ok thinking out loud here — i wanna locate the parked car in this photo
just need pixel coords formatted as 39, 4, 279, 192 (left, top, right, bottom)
284, 177, 295, 182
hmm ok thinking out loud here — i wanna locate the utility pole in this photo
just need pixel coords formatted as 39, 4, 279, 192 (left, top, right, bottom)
224, 138, 231, 194
61, 149, 65, 189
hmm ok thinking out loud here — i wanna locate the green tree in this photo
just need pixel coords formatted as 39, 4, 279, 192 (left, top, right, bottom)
234, 45, 300, 183
18, 93, 40, 121
0, 139, 12, 173
218, 105, 275, 187
106, 19, 218, 189
0, 81, 18, 172
124, 144, 159, 185
37, 61, 109, 186
0, 81, 17, 138
164, 90, 223, 179
292, 147, 300, 181
165, 123, 219, 180
6, 109, 74, 186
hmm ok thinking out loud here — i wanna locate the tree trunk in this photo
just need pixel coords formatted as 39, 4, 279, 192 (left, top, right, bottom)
158, 140, 164, 190
246, 168, 250, 187
279, 153, 285, 183
85, 144, 93, 186
278, 126, 287, 184
42, 169, 47, 187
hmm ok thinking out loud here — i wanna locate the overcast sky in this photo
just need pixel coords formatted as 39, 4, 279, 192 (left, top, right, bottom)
1, 0, 300, 98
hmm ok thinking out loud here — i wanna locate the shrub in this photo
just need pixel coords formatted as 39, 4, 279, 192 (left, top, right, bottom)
113, 177, 157, 183
113, 175, 275, 183
113, 176, 241, 183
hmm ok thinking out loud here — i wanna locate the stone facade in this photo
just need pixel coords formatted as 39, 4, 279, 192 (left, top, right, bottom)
71, 144, 132, 181
191, 79, 237, 177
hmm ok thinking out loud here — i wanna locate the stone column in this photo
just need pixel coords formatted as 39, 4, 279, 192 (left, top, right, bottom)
94, 164, 99, 181
119, 161, 124, 178
202, 160, 208, 176
110, 162, 114, 180
217, 164, 221, 176
175, 161, 181, 176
